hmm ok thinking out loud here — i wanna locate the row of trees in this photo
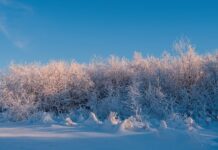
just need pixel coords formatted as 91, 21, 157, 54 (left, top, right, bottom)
0, 43, 218, 121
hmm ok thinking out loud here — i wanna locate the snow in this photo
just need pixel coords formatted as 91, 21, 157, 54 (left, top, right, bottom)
0, 122, 217, 150
65, 117, 77, 126
0, 44, 218, 149
160, 120, 168, 129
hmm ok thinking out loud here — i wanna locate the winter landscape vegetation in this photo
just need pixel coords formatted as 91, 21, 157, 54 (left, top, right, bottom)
0, 0, 218, 149
0, 41, 218, 149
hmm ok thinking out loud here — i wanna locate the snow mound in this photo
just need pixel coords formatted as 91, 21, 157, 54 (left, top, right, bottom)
160, 120, 168, 129
107, 112, 121, 125
85, 112, 103, 125
65, 117, 77, 126
42, 113, 55, 124
120, 117, 149, 131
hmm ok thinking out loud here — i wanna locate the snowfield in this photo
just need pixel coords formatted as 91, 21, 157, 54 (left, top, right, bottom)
0, 121, 217, 150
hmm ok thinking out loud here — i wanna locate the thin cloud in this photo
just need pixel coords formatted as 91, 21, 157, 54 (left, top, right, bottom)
0, 0, 10, 5
14, 40, 26, 49
0, 0, 33, 12
0, 17, 28, 49
0, 0, 32, 50
0, 20, 10, 38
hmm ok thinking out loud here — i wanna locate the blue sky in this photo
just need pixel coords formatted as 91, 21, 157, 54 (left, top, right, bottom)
0, 0, 218, 67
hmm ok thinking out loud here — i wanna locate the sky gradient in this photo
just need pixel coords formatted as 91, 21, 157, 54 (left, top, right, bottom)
0, 0, 218, 67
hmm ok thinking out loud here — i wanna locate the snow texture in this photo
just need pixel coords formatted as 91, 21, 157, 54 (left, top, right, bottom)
0, 41, 217, 149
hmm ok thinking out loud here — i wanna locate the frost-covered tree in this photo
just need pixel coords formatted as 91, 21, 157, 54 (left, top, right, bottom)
0, 40, 218, 122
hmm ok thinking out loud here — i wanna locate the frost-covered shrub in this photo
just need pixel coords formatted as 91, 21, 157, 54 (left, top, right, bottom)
0, 62, 93, 120
0, 41, 218, 122
0, 65, 38, 120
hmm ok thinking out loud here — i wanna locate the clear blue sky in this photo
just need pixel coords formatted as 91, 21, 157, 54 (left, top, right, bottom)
0, 0, 218, 67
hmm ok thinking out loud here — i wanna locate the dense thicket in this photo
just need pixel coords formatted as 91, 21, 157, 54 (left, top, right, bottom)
0, 43, 218, 122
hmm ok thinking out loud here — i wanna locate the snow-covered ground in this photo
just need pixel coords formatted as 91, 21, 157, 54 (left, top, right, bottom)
0, 122, 217, 150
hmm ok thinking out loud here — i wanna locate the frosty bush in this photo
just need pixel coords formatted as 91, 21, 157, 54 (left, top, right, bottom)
0, 42, 218, 122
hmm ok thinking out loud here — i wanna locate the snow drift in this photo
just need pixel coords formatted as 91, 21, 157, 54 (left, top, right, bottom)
0, 42, 218, 125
